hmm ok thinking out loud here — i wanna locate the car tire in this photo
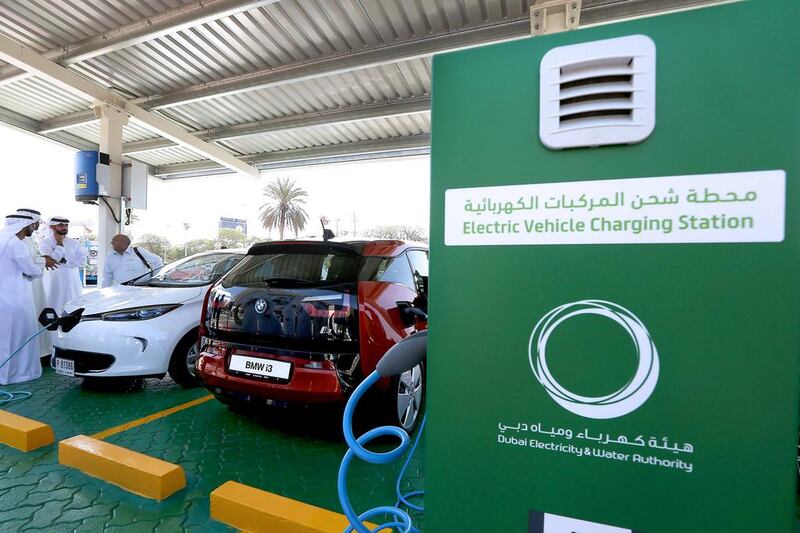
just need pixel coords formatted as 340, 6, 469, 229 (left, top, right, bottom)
384, 361, 425, 434
168, 329, 200, 388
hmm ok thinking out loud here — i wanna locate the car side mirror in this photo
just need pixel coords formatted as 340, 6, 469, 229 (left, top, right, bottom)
397, 301, 428, 327
412, 293, 428, 315
418, 275, 428, 296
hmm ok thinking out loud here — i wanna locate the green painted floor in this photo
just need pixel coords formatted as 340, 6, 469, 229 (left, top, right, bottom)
0, 368, 425, 532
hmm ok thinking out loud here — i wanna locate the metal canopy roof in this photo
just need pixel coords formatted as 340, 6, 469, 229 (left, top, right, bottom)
0, 0, 726, 180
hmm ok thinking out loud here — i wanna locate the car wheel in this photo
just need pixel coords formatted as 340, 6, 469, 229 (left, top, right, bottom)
168, 329, 200, 388
386, 362, 425, 433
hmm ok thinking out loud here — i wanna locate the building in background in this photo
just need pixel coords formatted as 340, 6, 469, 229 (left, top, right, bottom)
219, 217, 247, 235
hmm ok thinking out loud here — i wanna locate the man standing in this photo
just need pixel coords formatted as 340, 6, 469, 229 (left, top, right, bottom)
39, 216, 87, 315
0, 214, 44, 385
16, 208, 52, 360
102, 234, 163, 287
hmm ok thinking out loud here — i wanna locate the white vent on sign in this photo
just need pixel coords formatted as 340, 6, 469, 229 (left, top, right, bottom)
539, 34, 656, 150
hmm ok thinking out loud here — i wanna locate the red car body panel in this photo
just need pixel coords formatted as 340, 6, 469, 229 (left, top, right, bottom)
356, 280, 418, 391
197, 347, 343, 403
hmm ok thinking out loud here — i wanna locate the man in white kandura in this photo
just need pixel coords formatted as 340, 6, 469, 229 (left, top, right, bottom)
16, 208, 52, 360
0, 213, 44, 385
39, 216, 87, 315
102, 233, 163, 287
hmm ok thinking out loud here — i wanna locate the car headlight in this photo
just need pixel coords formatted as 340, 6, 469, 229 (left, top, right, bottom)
101, 304, 182, 321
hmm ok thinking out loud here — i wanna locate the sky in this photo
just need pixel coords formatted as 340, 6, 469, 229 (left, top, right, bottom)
0, 123, 431, 244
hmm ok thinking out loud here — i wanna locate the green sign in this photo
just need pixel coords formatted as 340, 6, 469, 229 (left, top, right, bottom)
427, 1, 800, 532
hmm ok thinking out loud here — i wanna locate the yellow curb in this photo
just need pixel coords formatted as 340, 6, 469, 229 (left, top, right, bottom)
210, 481, 387, 533
0, 409, 54, 451
59, 435, 185, 500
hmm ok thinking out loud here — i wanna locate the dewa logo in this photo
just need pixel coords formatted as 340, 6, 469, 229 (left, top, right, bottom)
528, 300, 659, 419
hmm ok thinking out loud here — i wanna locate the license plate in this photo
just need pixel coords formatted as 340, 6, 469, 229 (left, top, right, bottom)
229, 355, 291, 380
54, 357, 75, 377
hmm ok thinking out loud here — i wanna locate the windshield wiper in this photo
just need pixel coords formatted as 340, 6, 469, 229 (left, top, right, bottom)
261, 277, 313, 286
122, 268, 156, 286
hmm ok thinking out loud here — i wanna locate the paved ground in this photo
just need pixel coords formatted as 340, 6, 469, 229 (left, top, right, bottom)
4, 368, 797, 532
0, 368, 425, 532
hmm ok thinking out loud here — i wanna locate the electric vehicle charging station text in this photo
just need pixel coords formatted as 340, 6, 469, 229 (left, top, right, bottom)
428, 1, 800, 531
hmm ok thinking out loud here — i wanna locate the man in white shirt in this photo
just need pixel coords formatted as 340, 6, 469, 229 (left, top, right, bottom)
102, 234, 163, 288
0, 213, 44, 384
39, 216, 88, 315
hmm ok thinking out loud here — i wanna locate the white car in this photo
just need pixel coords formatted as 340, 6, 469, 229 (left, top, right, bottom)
52, 249, 245, 386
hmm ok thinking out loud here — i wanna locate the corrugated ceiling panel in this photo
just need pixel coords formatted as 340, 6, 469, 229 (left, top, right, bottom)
0, 0, 516, 126
0, 76, 90, 120
0, 0, 655, 177
218, 111, 430, 156
54, 0, 524, 99
157, 58, 431, 131
0, 0, 193, 69
128, 144, 207, 166
121, 122, 161, 142
59, 121, 162, 145
65, 0, 384, 98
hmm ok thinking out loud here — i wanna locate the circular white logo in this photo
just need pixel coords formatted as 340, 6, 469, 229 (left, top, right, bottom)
254, 299, 267, 314
528, 300, 659, 420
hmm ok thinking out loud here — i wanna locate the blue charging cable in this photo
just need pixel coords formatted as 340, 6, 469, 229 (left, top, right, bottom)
0, 324, 50, 404
394, 413, 426, 514
0, 307, 83, 405
338, 331, 428, 533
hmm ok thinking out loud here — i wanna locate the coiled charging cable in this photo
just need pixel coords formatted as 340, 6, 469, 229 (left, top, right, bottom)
338, 331, 428, 533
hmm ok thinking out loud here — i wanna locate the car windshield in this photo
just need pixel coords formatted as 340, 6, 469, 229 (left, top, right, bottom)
132, 252, 244, 288
223, 249, 361, 288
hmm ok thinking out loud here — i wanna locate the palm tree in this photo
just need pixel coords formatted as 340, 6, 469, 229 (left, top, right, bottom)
259, 177, 309, 240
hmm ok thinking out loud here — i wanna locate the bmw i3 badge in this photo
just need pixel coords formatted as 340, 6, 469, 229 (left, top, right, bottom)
254, 299, 267, 314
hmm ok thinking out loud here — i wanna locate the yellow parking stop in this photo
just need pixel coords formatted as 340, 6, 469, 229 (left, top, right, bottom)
0, 410, 54, 451
210, 481, 386, 533
59, 435, 185, 500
